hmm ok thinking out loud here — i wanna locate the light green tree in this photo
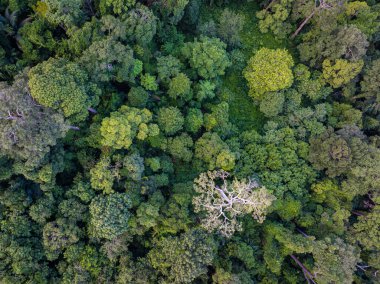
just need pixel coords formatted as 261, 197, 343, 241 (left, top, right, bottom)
322, 58, 363, 88
100, 105, 159, 149
243, 48, 294, 100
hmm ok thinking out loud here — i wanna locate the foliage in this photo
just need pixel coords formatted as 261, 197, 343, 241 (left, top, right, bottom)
195, 132, 236, 171
322, 58, 364, 88
157, 106, 184, 136
1, 1, 380, 282
0, 75, 67, 169
182, 36, 231, 79
100, 105, 159, 149
28, 58, 100, 122
89, 193, 132, 240
193, 170, 275, 237
148, 229, 216, 283
243, 48, 294, 100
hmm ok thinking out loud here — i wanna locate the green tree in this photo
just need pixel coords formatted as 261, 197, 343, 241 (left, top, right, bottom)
195, 132, 236, 171
124, 4, 157, 45
167, 133, 194, 162
127, 86, 149, 108
148, 229, 216, 283
238, 125, 317, 198
185, 108, 203, 133
217, 9, 245, 47
168, 72, 191, 100
100, 105, 159, 149
259, 91, 285, 117
182, 36, 231, 79
43, 218, 82, 260
156, 55, 182, 83
350, 195, 380, 251
140, 73, 158, 91
80, 38, 141, 83
90, 157, 118, 194
243, 48, 294, 100
157, 106, 184, 136
98, 0, 136, 15
322, 58, 363, 88
0, 75, 68, 169
89, 193, 132, 240
312, 238, 360, 284
256, 0, 293, 39
40, 0, 84, 28
357, 59, 380, 114
28, 57, 100, 122
308, 127, 353, 177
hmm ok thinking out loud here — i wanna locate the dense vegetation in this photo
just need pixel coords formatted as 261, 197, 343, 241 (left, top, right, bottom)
0, 0, 379, 283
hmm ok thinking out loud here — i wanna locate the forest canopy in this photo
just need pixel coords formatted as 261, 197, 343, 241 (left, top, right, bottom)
0, 0, 379, 283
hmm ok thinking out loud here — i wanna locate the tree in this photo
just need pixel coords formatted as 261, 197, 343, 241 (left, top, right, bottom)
0, 75, 68, 169
140, 73, 158, 91
182, 36, 231, 79
312, 238, 360, 284
217, 9, 245, 47
124, 4, 157, 46
185, 108, 203, 133
148, 229, 216, 283
156, 55, 182, 83
167, 133, 194, 162
39, 0, 84, 28
238, 125, 317, 198
308, 127, 353, 177
127, 86, 149, 108
350, 195, 380, 251
90, 157, 118, 194
43, 218, 82, 260
243, 48, 294, 100
89, 193, 132, 240
193, 170, 275, 237
98, 0, 136, 15
80, 38, 142, 83
154, 0, 189, 25
157, 106, 184, 136
256, 0, 293, 39
120, 151, 144, 181
322, 58, 363, 88
28, 57, 101, 122
259, 91, 285, 117
298, 24, 369, 67
195, 132, 236, 171
100, 105, 159, 149
168, 73, 191, 100
356, 59, 380, 114
17, 18, 57, 63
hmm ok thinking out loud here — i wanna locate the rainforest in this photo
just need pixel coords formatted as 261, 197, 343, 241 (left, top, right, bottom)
0, 0, 379, 283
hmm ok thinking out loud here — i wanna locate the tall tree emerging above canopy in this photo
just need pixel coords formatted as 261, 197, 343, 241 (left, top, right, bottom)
28, 58, 101, 122
0, 74, 68, 169
193, 170, 275, 238
243, 48, 294, 100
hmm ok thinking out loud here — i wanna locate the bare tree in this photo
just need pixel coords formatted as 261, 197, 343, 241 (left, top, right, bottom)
193, 170, 275, 238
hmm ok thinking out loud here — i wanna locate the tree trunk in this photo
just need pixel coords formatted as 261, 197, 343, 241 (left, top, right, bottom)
291, 9, 316, 39
290, 254, 317, 284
